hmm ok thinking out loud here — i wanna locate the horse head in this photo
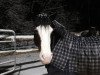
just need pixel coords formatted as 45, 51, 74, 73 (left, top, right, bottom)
33, 13, 56, 64
33, 12, 66, 64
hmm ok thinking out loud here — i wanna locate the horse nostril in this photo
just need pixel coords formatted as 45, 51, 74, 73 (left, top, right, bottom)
41, 54, 45, 59
39, 53, 53, 64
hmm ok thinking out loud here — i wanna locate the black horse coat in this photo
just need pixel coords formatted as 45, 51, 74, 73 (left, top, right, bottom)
51, 26, 100, 74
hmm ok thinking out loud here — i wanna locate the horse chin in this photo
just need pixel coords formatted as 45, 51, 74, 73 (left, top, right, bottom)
39, 52, 53, 64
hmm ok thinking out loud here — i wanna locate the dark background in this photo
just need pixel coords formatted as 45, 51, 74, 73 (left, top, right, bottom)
0, 0, 100, 35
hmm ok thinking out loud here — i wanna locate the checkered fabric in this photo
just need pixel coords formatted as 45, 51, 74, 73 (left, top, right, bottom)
51, 31, 100, 74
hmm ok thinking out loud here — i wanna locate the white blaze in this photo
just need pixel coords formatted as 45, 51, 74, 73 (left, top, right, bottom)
36, 25, 53, 64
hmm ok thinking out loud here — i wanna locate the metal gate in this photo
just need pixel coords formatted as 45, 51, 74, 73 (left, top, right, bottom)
0, 29, 16, 75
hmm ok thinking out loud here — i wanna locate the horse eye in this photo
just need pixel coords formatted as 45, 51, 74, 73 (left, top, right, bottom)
50, 24, 55, 29
53, 28, 56, 31
34, 29, 38, 35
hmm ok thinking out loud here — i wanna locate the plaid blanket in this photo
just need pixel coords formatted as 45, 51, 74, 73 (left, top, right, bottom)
51, 31, 100, 74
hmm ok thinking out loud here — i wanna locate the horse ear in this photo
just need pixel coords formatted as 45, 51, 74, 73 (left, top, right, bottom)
49, 13, 57, 21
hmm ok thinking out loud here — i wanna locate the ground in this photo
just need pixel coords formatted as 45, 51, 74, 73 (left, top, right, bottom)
0, 50, 47, 75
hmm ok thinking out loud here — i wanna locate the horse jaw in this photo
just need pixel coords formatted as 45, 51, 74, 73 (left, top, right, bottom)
36, 25, 53, 64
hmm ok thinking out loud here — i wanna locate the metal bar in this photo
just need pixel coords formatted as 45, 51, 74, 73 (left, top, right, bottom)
0, 29, 15, 33
0, 41, 15, 43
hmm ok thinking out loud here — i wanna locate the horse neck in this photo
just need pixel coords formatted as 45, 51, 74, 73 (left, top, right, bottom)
51, 31, 61, 50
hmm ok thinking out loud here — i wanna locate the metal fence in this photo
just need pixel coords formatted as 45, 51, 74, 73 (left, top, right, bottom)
0, 29, 16, 75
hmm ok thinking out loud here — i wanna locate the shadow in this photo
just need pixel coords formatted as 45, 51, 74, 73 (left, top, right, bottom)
0, 68, 8, 74
7, 64, 45, 75
0, 60, 40, 68
1, 60, 45, 75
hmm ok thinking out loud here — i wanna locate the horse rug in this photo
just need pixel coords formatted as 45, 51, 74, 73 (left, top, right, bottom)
51, 31, 100, 74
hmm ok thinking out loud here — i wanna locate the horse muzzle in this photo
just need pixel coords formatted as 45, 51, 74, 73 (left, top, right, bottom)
39, 52, 53, 64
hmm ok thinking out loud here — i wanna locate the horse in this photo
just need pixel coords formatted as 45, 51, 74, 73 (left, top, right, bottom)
33, 13, 100, 75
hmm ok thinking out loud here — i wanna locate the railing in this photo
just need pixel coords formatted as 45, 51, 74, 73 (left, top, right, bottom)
0, 29, 16, 75
0, 35, 36, 51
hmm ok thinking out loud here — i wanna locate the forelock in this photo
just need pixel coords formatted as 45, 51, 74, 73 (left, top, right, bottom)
34, 13, 52, 27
